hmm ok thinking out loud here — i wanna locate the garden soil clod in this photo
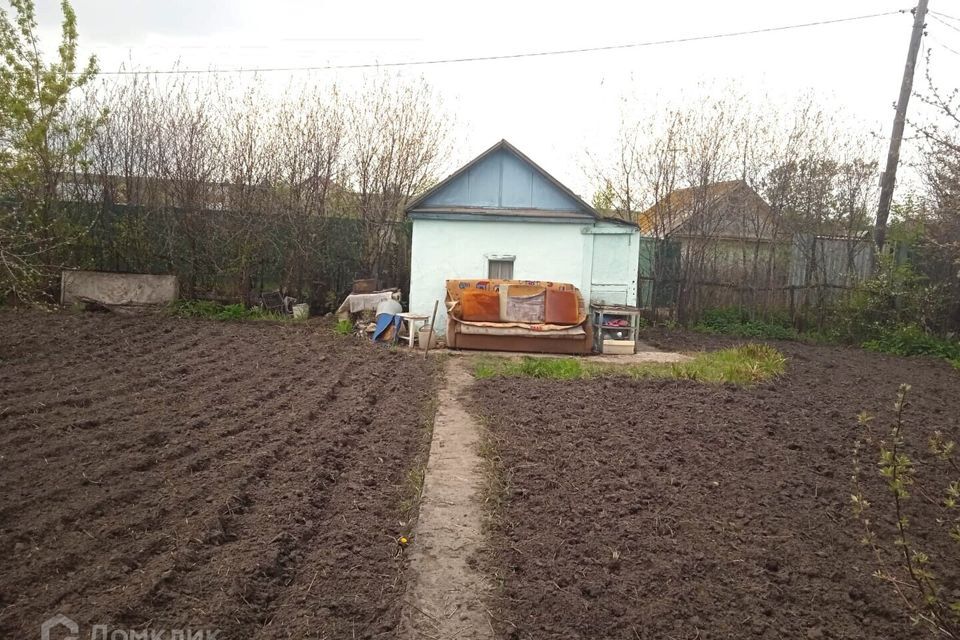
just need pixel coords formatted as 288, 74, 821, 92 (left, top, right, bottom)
0, 311, 437, 639
471, 330, 960, 639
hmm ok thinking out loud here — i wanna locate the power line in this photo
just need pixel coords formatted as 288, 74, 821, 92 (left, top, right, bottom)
88, 9, 908, 76
930, 37, 960, 57
930, 10, 960, 23
938, 42, 960, 56
929, 14, 960, 36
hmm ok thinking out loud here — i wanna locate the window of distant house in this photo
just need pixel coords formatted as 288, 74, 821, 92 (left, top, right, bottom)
488, 257, 515, 280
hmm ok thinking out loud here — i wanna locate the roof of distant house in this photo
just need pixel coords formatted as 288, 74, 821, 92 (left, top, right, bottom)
637, 180, 771, 237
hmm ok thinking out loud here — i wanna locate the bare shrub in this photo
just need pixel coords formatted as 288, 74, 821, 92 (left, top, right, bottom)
41, 71, 450, 307
852, 384, 959, 638
587, 89, 879, 324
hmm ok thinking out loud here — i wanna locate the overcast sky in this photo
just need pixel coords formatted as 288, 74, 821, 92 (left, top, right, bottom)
30, 0, 960, 197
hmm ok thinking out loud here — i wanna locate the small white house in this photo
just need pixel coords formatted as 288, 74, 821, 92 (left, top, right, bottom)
407, 140, 639, 334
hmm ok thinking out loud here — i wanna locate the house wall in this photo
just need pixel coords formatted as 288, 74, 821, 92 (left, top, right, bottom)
409, 218, 595, 334
587, 221, 640, 306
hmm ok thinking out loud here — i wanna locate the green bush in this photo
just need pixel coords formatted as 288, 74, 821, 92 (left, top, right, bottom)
862, 325, 960, 367
833, 258, 948, 342
694, 307, 797, 341
334, 319, 354, 335
818, 258, 960, 367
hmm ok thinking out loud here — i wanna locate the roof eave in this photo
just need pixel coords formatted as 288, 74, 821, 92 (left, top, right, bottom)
409, 209, 595, 224
597, 215, 640, 229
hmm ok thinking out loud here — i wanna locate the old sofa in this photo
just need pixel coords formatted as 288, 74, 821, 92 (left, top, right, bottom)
444, 279, 592, 354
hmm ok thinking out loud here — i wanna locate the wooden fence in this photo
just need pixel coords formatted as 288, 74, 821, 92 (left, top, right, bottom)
637, 233, 875, 326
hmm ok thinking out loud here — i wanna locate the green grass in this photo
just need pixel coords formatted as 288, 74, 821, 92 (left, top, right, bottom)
474, 356, 585, 380
333, 319, 354, 335
691, 308, 960, 369
169, 299, 292, 321
472, 343, 786, 385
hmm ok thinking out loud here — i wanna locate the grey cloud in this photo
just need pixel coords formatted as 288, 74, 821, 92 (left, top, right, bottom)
34, 0, 243, 42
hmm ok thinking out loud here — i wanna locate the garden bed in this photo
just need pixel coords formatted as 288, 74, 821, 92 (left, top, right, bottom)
0, 311, 437, 639
470, 332, 959, 639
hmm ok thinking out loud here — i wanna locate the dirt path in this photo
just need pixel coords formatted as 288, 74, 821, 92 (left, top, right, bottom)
402, 358, 493, 640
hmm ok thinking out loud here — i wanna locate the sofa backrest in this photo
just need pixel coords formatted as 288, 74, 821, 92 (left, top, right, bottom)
445, 279, 586, 326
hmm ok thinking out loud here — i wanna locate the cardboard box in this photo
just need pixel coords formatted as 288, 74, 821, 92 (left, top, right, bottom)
602, 339, 635, 355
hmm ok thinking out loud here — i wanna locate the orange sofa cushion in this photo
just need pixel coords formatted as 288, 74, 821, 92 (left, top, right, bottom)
544, 289, 580, 325
461, 289, 501, 322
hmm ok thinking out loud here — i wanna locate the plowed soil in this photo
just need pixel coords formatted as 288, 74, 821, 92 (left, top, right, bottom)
0, 311, 437, 639
470, 330, 960, 639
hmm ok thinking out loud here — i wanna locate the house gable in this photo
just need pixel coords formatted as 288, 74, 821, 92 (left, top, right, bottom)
640, 180, 776, 240
408, 140, 596, 219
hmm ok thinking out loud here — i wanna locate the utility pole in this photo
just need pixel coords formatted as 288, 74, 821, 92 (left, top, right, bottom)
874, 0, 929, 253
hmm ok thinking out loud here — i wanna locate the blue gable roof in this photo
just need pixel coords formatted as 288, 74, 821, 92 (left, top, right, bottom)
406, 140, 597, 220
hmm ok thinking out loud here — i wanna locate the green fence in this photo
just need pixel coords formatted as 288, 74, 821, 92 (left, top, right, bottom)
51, 202, 410, 311
637, 237, 680, 309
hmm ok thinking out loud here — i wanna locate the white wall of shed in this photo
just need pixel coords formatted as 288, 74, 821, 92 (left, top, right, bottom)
409, 218, 594, 335
588, 221, 641, 307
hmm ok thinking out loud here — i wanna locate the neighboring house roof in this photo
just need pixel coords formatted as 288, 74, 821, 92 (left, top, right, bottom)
637, 180, 775, 239
406, 139, 603, 223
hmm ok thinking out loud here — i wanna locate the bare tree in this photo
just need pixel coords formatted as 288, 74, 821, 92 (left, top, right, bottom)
33, 70, 451, 308
346, 75, 451, 285
266, 83, 346, 301
909, 52, 960, 331
589, 88, 880, 323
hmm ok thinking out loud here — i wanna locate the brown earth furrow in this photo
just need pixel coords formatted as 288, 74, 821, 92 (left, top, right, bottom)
470, 330, 960, 640
0, 310, 438, 639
